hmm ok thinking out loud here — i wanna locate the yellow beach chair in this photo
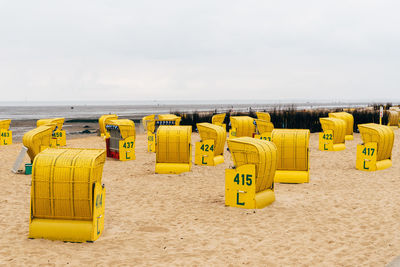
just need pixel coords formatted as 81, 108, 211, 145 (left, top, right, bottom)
319, 117, 346, 151
105, 119, 136, 161
388, 111, 399, 128
155, 126, 192, 174
99, 114, 118, 138
356, 123, 394, 171
254, 119, 274, 141
271, 129, 310, 183
37, 118, 66, 147
256, 112, 271, 122
211, 113, 226, 129
29, 148, 106, 242
229, 116, 255, 138
142, 114, 181, 152
0, 119, 12, 145
225, 137, 277, 209
329, 112, 354, 140
195, 123, 226, 166
23, 125, 55, 162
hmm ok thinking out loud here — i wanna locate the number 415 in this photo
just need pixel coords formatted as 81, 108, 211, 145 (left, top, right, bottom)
234, 174, 252, 186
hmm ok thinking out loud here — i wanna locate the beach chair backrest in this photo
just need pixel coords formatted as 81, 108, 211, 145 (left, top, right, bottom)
156, 126, 192, 164
23, 125, 55, 161
271, 129, 310, 171
211, 113, 226, 126
255, 119, 274, 134
256, 112, 271, 122
31, 148, 106, 220
388, 111, 399, 126
230, 116, 256, 137
358, 123, 394, 161
319, 117, 346, 144
197, 122, 226, 156
99, 114, 118, 136
329, 112, 354, 136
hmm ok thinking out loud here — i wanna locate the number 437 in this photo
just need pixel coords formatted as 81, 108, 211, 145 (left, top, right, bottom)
123, 142, 134, 149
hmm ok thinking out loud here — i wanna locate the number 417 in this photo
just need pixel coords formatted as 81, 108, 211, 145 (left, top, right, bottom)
362, 147, 375, 156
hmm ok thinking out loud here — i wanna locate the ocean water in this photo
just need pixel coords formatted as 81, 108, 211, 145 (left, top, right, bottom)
0, 101, 374, 141
0, 101, 370, 121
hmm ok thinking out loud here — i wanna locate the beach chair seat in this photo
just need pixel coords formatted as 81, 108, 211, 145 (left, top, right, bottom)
37, 118, 66, 147
329, 112, 354, 140
319, 117, 346, 151
271, 129, 310, 183
29, 148, 106, 242
142, 114, 181, 152
0, 119, 12, 145
356, 123, 394, 171
254, 119, 274, 141
225, 137, 277, 209
195, 123, 226, 166
99, 114, 118, 138
155, 126, 192, 174
105, 119, 135, 161
229, 116, 255, 138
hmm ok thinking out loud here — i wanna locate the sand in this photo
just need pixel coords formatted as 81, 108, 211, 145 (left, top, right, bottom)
0, 131, 400, 266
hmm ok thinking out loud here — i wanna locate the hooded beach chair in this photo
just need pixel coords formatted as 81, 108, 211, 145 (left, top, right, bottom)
319, 117, 346, 151
254, 119, 274, 141
155, 125, 192, 174
29, 148, 106, 242
225, 137, 277, 209
256, 112, 271, 122
211, 113, 226, 130
387, 111, 399, 128
271, 129, 310, 183
329, 112, 354, 140
195, 123, 226, 166
37, 118, 66, 147
11, 125, 56, 174
23, 125, 56, 162
389, 107, 400, 127
356, 123, 394, 171
0, 119, 12, 145
142, 114, 181, 152
105, 119, 136, 161
99, 114, 118, 138
229, 116, 256, 138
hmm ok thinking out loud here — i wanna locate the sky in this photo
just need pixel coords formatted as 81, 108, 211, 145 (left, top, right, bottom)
0, 0, 399, 103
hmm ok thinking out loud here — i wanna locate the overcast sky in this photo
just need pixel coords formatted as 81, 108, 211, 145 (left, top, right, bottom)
0, 0, 399, 103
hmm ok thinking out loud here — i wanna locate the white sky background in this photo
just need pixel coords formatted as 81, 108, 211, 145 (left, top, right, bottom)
0, 0, 399, 103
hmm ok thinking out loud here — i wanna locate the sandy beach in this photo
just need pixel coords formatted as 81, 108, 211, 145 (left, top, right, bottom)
0, 130, 399, 266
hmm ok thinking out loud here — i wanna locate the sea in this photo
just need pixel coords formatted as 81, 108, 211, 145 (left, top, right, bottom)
0, 100, 371, 121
